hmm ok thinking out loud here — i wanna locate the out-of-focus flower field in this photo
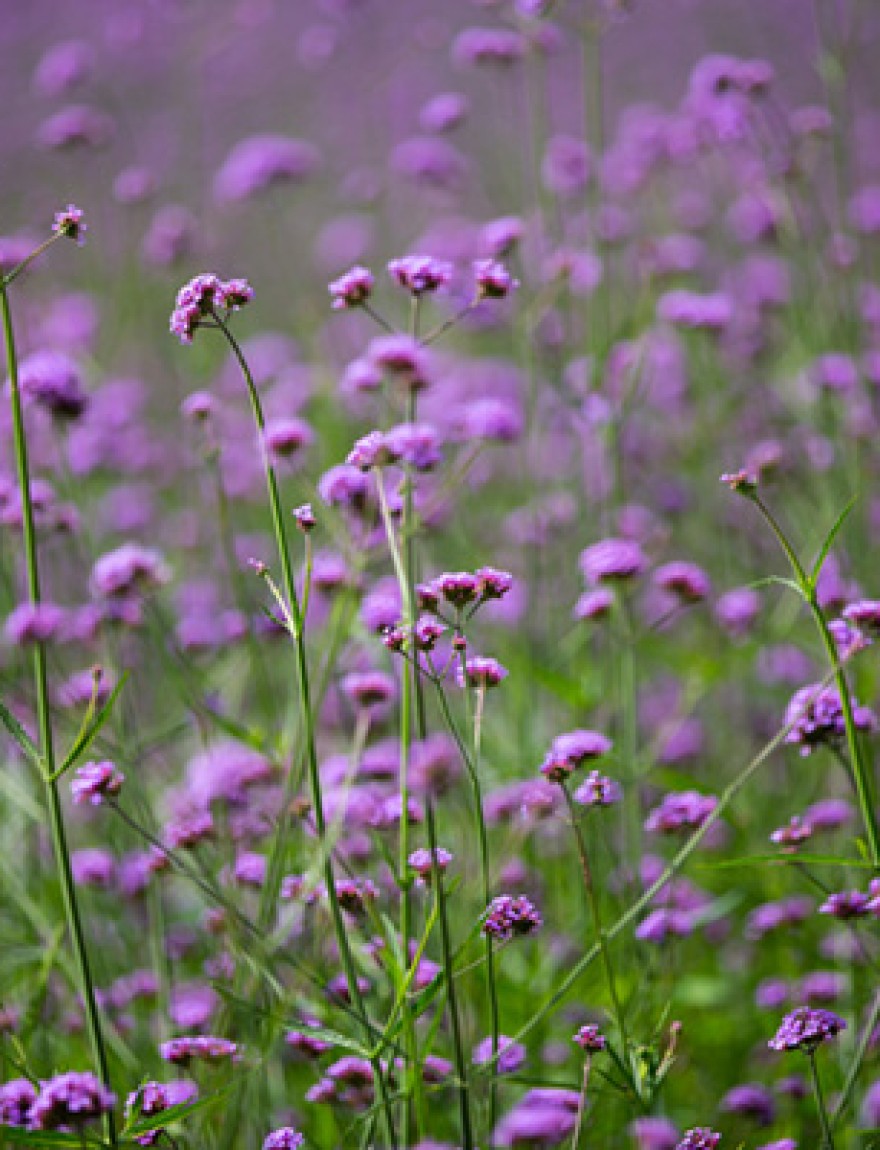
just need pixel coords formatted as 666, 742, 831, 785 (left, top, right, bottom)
2, 2, 880, 1148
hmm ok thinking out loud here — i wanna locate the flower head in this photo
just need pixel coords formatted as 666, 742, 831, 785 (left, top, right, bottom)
71, 760, 124, 806
169, 273, 254, 344
768, 1007, 847, 1053
482, 894, 542, 941
28, 1072, 115, 1130
573, 1024, 606, 1052
329, 266, 374, 309
52, 203, 86, 244
387, 255, 452, 295
675, 1131, 721, 1150
263, 1128, 304, 1150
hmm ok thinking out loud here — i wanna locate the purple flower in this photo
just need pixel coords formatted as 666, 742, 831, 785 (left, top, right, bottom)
408, 847, 452, 883
328, 266, 374, 309
482, 894, 542, 941
658, 290, 733, 331
770, 816, 813, 849
473, 258, 518, 299
784, 682, 875, 756
635, 908, 695, 943
419, 92, 469, 134
52, 204, 86, 245
645, 791, 717, 834
472, 1035, 526, 1074
630, 1116, 680, 1150
819, 890, 872, 919
573, 1024, 606, 1052
387, 255, 452, 295
574, 588, 616, 621
675, 1131, 721, 1150
169, 273, 254, 344
0, 1078, 37, 1127
580, 537, 646, 584
71, 761, 124, 806
125, 1081, 197, 1146
159, 1035, 238, 1065
263, 1128, 304, 1150
91, 543, 170, 598
28, 1072, 115, 1130
366, 334, 431, 390
842, 599, 880, 637
720, 1083, 775, 1125
213, 134, 319, 203
456, 656, 508, 689
573, 770, 622, 807
4, 601, 66, 646
653, 562, 711, 603
263, 417, 314, 460
453, 27, 526, 67
37, 104, 113, 150
768, 1007, 847, 1052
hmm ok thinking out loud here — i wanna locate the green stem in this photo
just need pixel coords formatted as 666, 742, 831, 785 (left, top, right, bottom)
211, 312, 397, 1149
1, 280, 116, 1147
753, 495, 880, 866
562, 785, 631, 1070
808, 1050, 836, 1150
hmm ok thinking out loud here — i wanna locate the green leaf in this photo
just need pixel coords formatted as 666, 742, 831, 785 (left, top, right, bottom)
289, 1025, 371, 1059
694, 852, 875, 870
53, 672, 130, 780
0, 696, 43, 770
745, 575, 805, 599
809, 494, 857, 589
123, 1088, 230, 1136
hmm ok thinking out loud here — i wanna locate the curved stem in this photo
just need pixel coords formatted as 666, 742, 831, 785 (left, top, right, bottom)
752, 495, 880, 866
1, 281, 116, 1147
561, 785, 631, 1071
211, 312, 397, 1148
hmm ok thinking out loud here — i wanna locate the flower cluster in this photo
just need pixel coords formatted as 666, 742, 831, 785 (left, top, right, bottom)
768, 1007, 847, 1053
169, 273, 254, 344
482, 894, 543, 941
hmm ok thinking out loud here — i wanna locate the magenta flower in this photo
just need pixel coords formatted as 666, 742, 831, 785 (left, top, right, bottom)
768, 1007, 847, 1053
71, 761, 124, 806
52, 203, 86, 244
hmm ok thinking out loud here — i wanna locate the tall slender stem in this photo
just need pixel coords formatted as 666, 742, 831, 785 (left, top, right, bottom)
1, 281, 117, 1147
808, 1051, 836, 1150
561, 785, 631, 1070
752, 495, 880, 866
211, 312, 397, 1149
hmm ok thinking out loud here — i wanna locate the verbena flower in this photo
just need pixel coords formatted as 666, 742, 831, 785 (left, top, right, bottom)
169, 273, 254, 344
387, 255, 452, 295
52, 203, 87, 244
124, 1080, 197, 1146
328, 265, 374, 309
784, 683, 876, 756
159, 1035, 239, 1065
482, 894, 542, 941
675, 1131, 721, 1150
28, 1072, 115, 1130
71, 760, 124, 806
263, 1128, 304, 1149
573, 1024, 606, 1052
768, 1007, 847, 1052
